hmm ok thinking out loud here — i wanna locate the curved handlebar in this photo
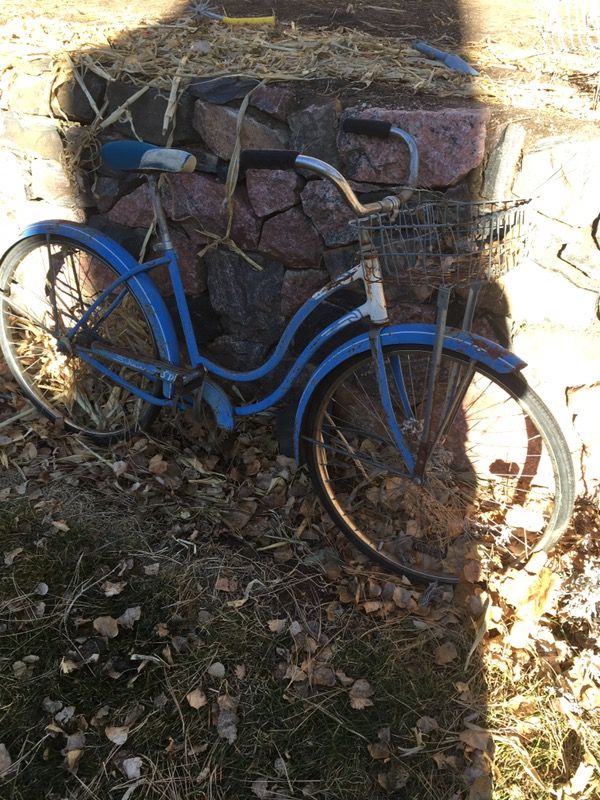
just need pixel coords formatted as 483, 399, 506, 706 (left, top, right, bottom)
239, 120, 419, 218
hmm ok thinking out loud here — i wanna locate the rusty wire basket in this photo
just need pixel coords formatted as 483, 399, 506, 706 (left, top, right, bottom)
351, 194, 530, 289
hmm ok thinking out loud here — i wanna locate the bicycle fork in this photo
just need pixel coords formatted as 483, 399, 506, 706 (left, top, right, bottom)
370, 282, 484, 481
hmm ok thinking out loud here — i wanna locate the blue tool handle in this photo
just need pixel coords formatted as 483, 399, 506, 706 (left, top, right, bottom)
413, 41, 445, 59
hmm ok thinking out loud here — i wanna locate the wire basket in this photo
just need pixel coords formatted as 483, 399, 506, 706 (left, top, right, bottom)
351, 194, 530, 289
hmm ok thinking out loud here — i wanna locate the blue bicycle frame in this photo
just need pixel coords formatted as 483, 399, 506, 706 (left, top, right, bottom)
16, 210, 525, 472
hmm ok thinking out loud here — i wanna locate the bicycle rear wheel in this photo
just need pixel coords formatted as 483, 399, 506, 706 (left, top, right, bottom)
302, 344, 575, 584
0, 234, 161, 442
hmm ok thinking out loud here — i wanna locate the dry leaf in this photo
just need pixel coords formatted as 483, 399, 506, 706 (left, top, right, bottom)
60, 657, 81, 674
349, 678, 374, 710
65, 732, 85, 751
368, 741, 391, 759
117, 607, 141, 629
0, 743, 12, 777
4, 547, 23, 566
463, 560, 482, 583
186, 688, 208, 709
251, 778, 272, 799
377, 765, 409, 792
208, 662, 225, 678
144, 562, 160, 576
111, 460, 128, 477
562, 760, 595, 795
64, 749, 82, 771
149, 453, 168, 475
102, 580, 127, 597
459, 726, 492, 752
93, 616, 119, 638
434, 642, 458, 665
416, 716, 439, 733
215, 575, 237, 592
363, 600, 382, 613
267, 618, 286, 634
469, 775, 492, 799
392, 586, 414, 609
120, 756, 142, 780
216, 695, 238, 743
105, 726, 129, 745
312, 666, 336, 686
507, 619, 534, 649
51, 520, 70, 532
235, 664, 246, 680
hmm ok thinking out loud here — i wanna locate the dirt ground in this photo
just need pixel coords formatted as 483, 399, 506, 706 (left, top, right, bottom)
0, 0, 543, 48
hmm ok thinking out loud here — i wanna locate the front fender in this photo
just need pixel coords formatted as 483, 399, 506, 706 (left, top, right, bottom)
6, 221, 181, 368
293, 323, 526, 461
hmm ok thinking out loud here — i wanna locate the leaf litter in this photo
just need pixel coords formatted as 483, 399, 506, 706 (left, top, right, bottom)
0, 368, 598, 798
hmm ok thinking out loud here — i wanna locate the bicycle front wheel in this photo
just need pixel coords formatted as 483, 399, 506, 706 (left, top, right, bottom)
303, 344, 575, 584
0, 234, 161, 442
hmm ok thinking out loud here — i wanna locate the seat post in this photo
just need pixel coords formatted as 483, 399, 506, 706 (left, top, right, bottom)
146, 175, 173, 250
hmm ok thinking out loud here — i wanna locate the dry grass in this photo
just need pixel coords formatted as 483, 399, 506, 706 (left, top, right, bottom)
0, 402, 599, 799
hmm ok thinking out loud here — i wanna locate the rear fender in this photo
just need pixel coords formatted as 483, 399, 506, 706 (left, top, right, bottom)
292, 323, 526, 461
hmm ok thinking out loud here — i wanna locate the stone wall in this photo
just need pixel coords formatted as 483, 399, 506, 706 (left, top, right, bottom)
0, 65, 599, 498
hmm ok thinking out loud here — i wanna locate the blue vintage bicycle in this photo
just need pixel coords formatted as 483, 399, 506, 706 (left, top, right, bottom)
0, 118, 575, 584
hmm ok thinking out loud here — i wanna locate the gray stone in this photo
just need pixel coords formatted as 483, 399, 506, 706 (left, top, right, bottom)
567, 383, 600, 499
206, 248, 285, 344
301, 180, 357, 246
3, 71, 55, 116
258, 207, 322, 267
0, 150, 28, 205
187, 76, 259, 104
0, 112, 64, 161
30, 159, 73, 204
250, 84, 295, 121
482, 123, 526, 200
338, 107, 490, 186
52, 71, 107, 124
162, 173, 261, 250
105, 82, 196, 146
323, 246, 360, 279
499, 258, 598, 328
92, 175, 122, 213
512, 322, 600, 390
246, 169, 303, 217
514, 136, 600, 227
281, 268, 326, 317
207, 335, 270, 371
193, 101, 288, 161
289, 100, 340, 167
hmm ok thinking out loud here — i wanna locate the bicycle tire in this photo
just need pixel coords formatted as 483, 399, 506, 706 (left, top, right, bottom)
302, 344, 575, 584
0, 234, 161, 443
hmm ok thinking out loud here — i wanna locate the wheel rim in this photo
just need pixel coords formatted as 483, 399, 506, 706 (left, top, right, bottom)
308, 347, 562, 582
0, 238, 157, 436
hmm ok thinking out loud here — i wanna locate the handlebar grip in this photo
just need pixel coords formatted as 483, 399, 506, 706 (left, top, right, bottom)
239, 149, 300, 173
342, 118, 392, 138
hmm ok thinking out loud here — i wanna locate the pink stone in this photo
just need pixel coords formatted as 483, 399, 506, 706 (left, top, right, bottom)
250, 84, 295, 121
301, 180, 357, 246
193, 101, 288, 160
246, 169, 303, 217
162, 173, 261, 250
258, 207, 322, 267
171, 228, 207, 295
338, 108, 490, 187
107, 183, 154, 228
281, 268, 326, 317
